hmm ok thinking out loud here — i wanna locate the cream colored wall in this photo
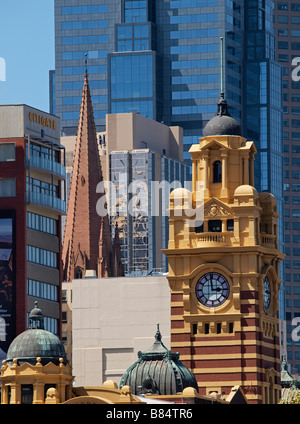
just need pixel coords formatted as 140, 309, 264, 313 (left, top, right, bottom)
106, 113, 182, 161
71, 276, 171, 387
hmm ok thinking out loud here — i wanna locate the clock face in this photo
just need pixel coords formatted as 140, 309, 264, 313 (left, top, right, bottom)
195, 272, 230, 307
263, 275, 271, 310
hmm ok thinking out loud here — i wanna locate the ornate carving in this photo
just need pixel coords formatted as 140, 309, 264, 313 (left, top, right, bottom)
205, 203, 231, 217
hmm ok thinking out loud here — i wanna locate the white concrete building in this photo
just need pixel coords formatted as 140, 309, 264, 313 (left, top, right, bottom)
67, 275, 171, 387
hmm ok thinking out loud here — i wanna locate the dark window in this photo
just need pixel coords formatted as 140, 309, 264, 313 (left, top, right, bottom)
213, 160, 222, 183
192, 324, 197, 335
21, 385, 33, 404
195, 224, 203, 233
204, 323, 210, 334
278, 41, 288, 49
229, 322, 234, 333
278, 2, 288, 10
278, 15, 288, 23
227, 219, 234, 231
208, 220, 222, 232
62, 311, 67, 323
217, 323, 222, 334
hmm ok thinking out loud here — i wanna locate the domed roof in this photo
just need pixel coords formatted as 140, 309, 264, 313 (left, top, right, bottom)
169, 187, 191, 199
203, 93, 241, 137
6, 302, 67, 366
234, 185, 258, 197
119, 325, 198, 395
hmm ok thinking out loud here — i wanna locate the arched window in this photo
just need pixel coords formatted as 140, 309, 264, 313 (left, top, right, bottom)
74, 267, 83, 279
213, 160, 222, 183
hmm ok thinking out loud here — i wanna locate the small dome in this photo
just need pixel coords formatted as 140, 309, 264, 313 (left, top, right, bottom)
259, 191, 276, 202
203, 94, 241, 137
234, 185, 258, 197
103, 380, 118, 389
6, 302, 67, 366
119, 325, 198, 396
169, 187, 191, 199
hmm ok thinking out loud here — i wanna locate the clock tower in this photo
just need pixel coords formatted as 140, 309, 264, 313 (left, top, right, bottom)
163, 93, 284, 404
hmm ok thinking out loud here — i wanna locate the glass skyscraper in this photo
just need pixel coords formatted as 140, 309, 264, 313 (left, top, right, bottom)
273, 0, 300, 375
54, 0, 282, 174
54, 0, 284, 307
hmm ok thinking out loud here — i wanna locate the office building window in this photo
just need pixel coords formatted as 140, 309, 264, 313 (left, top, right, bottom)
0, 143, 15, 162
0, 178, 16, 197
62, 290, 67, 302
62, 311, 67, 323
62, 35, 109, 46
278, 15, 288, 23
27, 245, 57, 269
27, 279, 58, 302
278, 54, 288, 62
61, 20, 108, 30
278, 2, 288, 10
43, 316, 58, 334
278, 28, 289, 36
61, 5, 109, 15
124, 0, 147, 23
27, 212, 58, 236
278, 41, 288, 49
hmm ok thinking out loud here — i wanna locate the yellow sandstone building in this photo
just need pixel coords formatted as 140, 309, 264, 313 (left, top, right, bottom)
163, 93, 284, 404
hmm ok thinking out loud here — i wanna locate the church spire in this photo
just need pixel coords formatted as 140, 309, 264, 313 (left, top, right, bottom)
62, 70, 113, 281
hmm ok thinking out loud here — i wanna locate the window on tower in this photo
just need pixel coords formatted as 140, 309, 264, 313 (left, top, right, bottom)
213, 160, 222, 183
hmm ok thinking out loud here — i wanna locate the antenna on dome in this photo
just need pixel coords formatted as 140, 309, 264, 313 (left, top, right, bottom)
220, 37, 224, 98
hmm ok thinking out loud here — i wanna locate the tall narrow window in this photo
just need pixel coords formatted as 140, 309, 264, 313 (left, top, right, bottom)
21, 385, 33, 404
213, 160, 222, 183
192, 323, 197, 335
75, 267, 83, 279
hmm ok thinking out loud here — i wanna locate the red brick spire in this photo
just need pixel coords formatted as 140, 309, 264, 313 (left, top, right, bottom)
62, 72, 121, 281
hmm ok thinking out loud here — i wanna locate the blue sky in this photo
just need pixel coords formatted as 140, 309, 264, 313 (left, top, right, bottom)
0, 1, 54, 113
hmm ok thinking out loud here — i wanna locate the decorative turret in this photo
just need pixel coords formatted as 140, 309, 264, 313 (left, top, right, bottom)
5, 302, 67, 366
119, 325, 198, 395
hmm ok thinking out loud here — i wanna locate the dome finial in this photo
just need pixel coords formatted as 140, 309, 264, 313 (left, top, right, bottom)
29, 300, 44, 329
155, 323, 162, 342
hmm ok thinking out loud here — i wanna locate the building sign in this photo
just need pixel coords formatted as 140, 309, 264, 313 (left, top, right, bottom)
28, 111, 57, 130
24, 105, 60, 142
0, 211, 14, 358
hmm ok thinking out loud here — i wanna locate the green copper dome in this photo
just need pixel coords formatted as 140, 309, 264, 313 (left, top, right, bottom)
119, 325, 198, 395
6, 302, 67, 366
